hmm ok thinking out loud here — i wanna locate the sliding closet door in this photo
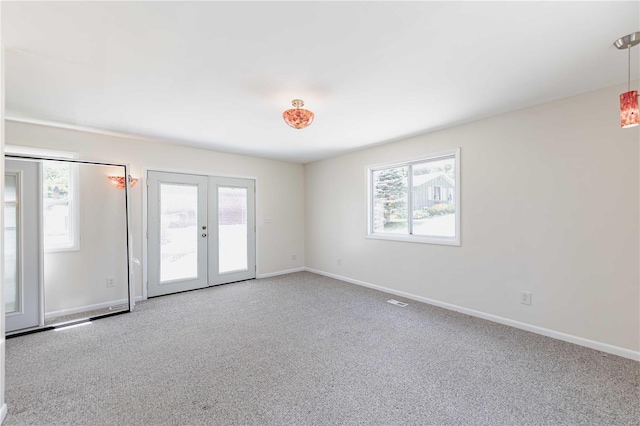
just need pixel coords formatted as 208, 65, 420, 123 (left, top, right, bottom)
147, 171, 209, 297
209, 177, 256, 285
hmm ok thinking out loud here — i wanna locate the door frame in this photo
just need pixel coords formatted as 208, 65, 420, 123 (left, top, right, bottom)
142, 166, 260, 300
4, 154, 136, 332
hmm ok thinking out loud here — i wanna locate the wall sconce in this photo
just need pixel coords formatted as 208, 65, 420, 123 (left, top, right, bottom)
614, 32, 640, 128
108, 175, 138, 189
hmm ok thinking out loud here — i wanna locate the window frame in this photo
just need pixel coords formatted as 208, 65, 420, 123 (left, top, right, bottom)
366, 148, 461, 246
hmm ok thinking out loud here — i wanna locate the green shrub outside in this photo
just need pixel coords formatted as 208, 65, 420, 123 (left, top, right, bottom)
413, 203, 455, 219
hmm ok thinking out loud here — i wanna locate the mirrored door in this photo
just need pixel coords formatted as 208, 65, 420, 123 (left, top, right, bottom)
4, 154, 133, 335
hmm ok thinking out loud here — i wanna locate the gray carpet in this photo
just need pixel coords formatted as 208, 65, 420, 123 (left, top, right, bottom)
5, 272, 639, 425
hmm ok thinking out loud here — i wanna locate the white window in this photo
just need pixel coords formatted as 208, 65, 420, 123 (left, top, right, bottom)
368, 148, 460, 246
43, 161, 80, 251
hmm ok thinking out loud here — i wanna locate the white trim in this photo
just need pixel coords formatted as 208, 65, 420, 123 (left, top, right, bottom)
5, 116, 167, 146
37, 163, 45, 326
365, 233, 461, 246
257, 267, 305, 279
366, 148, 460, 171
144, 166, 259, 182
304, 268, 640, 362
141, 169, 148, 301
5, 144, 78, 160
45, 296, 143, 320
125, 164, 136, 312
1, 41, 6, 426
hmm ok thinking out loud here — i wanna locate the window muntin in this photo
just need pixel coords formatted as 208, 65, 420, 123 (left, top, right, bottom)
43, 161, 79, 251
369, 149, 460, 245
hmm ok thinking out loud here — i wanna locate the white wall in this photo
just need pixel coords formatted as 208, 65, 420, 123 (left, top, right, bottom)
305, 83, 640, 354
44, 162, 129, 314
5, 122, 306, 300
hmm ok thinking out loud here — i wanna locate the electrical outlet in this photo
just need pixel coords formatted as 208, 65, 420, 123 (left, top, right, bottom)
291, 254, 297, 261
106, 277, 115, 288
337, 258, 342, 266
521, 291, 532, 305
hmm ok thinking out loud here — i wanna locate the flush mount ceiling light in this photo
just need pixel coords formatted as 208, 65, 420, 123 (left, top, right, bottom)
614, 32, 640, 128
282, 99, 314, 129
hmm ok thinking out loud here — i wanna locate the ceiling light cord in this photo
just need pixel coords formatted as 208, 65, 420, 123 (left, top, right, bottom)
628, 45, 631, 92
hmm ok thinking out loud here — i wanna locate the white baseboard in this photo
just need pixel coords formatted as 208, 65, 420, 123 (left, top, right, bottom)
305, 268, 640, 362
0, 403, 7, 424
257, 267, 306, 279
45, 296, 144, 320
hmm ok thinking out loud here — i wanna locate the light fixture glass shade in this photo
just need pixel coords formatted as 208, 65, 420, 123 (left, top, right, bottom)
108, 176, 138, 189
620, 90, 639, 128
283, 99, 314, 129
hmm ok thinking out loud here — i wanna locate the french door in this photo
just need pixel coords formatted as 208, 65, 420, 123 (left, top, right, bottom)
5, 160, 41, 332
208, 177, 256, 285
147, 171, 255, 297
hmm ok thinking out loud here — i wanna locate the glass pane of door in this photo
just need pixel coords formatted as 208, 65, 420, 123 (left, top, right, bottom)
4, 173, 19, 314
160, 183, 199, 282
218, 186, 248, 274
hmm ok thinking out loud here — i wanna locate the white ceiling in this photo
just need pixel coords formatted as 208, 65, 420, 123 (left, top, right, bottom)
2, 1, 639, 163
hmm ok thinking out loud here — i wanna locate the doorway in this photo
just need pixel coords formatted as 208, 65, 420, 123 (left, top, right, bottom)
147, 171, 256, 297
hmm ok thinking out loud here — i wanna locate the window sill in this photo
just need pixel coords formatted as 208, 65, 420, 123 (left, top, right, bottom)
45, 245, 80, 253
366, 233, 460, 246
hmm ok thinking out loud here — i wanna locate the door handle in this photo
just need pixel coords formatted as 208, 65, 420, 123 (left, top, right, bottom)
202, 233, 207, 237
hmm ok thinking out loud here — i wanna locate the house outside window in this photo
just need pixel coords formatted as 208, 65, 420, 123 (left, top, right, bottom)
368, 148, 460, 246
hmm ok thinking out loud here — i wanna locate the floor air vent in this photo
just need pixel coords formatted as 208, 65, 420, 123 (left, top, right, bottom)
387, 299, 408, 307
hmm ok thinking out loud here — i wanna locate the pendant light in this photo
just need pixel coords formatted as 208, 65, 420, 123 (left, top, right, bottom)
614, 32, 640, 128
282, 99, 314, 129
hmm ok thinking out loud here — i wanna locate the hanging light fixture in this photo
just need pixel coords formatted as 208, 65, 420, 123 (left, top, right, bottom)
282, 99, 314, 129
614, 32, 640, 128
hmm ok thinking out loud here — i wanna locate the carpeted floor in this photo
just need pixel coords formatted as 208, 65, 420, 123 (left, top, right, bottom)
5, 272, 639, 425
